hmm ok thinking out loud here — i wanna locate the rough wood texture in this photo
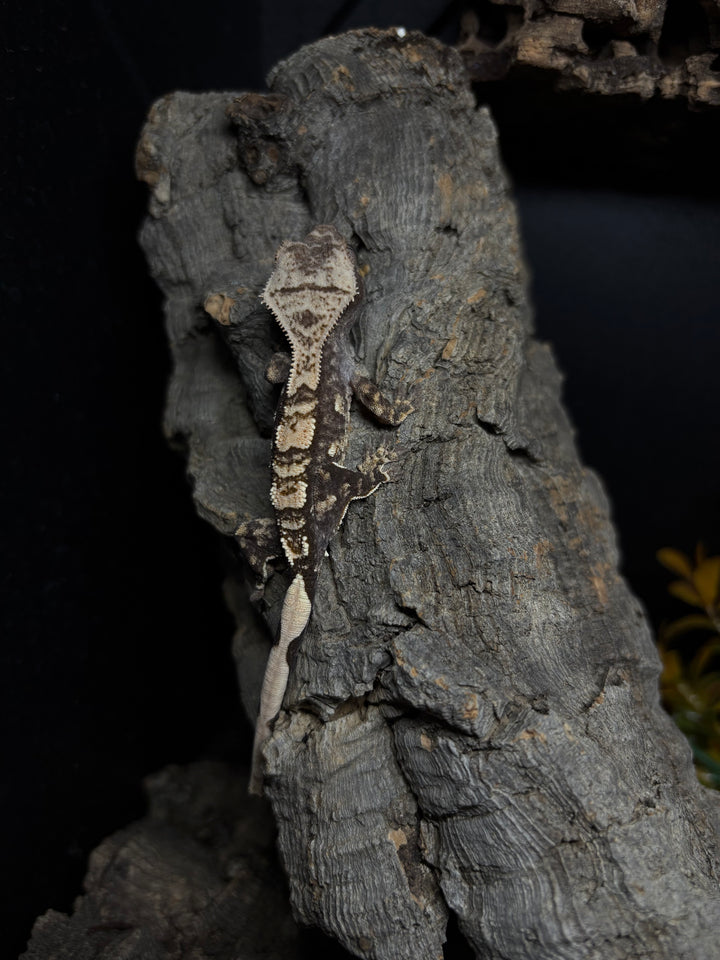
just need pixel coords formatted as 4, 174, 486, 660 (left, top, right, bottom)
33, 26, 719, 960
458, 0, 720, 107
22, 763, 312, 960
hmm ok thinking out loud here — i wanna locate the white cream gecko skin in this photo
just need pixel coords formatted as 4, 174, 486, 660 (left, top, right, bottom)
248, 224, 412, 795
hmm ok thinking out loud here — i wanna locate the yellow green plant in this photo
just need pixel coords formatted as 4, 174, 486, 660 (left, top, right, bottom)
657, 544, 720, 789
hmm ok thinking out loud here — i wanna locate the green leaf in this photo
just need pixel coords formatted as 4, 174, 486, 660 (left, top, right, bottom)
662, 614, 716, 641
668, 579, 703, 608
657, 548, 693, 578
692, 675, 720, 705
692, 556, 720, 609
691, 639, 720, 676
659, 647, 683, 685
692, 745, 720, 780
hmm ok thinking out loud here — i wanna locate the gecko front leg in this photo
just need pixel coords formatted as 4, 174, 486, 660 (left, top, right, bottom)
352, 372, 414, 426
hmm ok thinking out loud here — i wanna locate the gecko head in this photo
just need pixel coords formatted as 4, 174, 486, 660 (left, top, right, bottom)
262, 227, 358, 324
261, 225, 359, 391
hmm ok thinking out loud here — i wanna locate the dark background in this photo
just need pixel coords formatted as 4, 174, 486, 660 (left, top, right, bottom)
3, 1, 719, 955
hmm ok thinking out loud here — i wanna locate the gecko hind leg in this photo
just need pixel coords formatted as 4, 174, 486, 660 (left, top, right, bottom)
234, 516, 282, 595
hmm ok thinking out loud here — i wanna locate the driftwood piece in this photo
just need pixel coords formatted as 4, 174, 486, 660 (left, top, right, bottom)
22, 763, 311, 960
457, 0, 720, 107
30, 26, 720, 960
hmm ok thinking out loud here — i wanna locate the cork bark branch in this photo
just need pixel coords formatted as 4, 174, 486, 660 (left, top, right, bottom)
457, 0, 720, 107
26, 27, 720, 960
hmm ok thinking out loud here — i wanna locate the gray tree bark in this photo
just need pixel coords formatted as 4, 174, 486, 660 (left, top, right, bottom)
26, 27, 720, 960
22, 763, 314, 960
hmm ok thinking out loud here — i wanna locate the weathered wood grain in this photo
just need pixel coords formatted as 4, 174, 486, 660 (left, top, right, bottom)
457, 0, 720, 107
22, 763, 317, 960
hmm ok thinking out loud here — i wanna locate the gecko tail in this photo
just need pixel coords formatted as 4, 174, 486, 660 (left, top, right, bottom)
248, 573, 312, 795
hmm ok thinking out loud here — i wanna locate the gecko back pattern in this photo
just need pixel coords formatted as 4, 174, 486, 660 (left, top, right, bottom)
247, 225, 412, 794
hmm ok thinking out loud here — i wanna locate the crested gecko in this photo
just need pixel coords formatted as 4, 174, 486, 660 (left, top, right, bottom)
246, 224, 412, 795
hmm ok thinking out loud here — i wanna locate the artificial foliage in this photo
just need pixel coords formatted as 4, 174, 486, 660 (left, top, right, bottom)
657, 545, 720, 789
